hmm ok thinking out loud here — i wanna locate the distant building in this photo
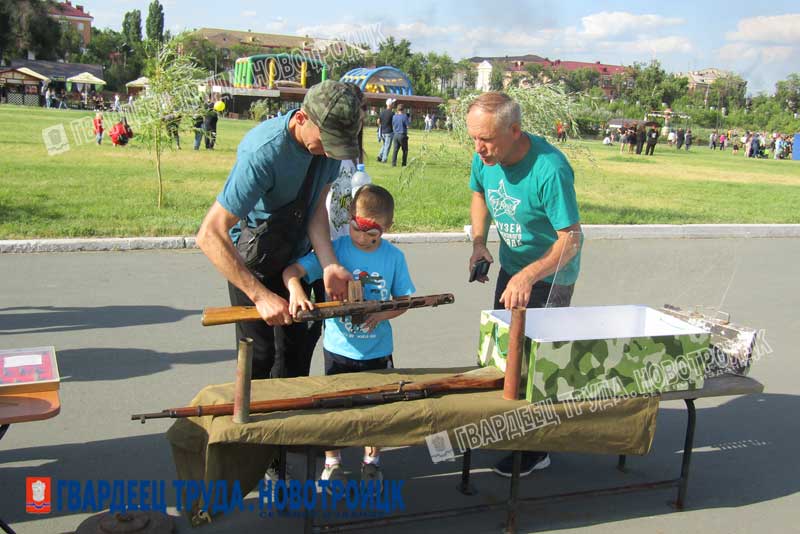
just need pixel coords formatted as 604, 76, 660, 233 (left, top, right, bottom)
469, 54, 629, 98
48, 1, 93, 48
677, 68, 741, 92
193, 28, 362, 66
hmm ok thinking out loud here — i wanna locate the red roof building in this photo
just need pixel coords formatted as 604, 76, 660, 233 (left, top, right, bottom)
48, 1, 94, 47
471, 55, 631, 99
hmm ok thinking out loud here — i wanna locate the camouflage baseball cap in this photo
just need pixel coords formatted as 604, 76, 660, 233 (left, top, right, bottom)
302, 80, 363, 160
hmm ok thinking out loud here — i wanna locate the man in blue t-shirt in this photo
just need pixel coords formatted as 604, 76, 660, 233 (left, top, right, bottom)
196, 81, 362, 381
390, 104, 410, 167
466, 92, 582, 478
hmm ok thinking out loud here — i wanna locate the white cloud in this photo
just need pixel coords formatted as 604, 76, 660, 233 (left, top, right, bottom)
719, 42, 794, 63
264, 16, 287, 33
579, 11, 684, 39
726, 14, 800, 43
241, 10, 257, 18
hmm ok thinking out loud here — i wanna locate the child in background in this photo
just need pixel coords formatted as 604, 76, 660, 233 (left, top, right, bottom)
282, 184, 414, 488
93, 113, 103, 145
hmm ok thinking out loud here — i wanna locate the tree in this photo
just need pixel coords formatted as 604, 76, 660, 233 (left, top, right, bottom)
456, 59, 477, 94
134, 38, 205, 208
775, 73, 800, 113
6, 0, 62, 60
122, 10, 142, 45
145, 0, 164, 43
0, 0, 13, 62
489, 62, 505, 90
57, 23, 83, 61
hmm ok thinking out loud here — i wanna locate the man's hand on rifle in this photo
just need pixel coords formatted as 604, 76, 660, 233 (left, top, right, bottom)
254, 290, 293, 326
323, 264, 352, 301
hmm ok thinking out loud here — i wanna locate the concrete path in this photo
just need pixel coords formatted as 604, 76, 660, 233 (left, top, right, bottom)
0, 238, 796, 533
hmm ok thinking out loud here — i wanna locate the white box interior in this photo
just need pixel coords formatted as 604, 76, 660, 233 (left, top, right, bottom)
487, 305, 708, 343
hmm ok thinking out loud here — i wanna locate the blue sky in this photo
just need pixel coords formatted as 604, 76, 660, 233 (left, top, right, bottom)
88, 1, 800, 93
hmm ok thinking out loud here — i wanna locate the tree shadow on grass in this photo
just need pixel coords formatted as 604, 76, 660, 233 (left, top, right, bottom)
0, 199, 65, 226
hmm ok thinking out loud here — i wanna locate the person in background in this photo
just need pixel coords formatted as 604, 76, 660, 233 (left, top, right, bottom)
684, 129, 693, 151
93, 112, 104, 145
376, 99, 395, 163
390, 104, 410, 167
644, 126, 659, 156
204, 103, 218, 150
45, 87, 52, 108
109, 117, 134, 146
193, 111, 205, 150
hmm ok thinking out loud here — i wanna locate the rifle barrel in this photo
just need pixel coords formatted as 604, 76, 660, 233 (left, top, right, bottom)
201, 293, 455, 326
131, 370, 503, 423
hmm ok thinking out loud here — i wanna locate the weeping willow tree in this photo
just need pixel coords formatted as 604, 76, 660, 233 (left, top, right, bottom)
132, 38, 206, 208
399, 84, 585, 188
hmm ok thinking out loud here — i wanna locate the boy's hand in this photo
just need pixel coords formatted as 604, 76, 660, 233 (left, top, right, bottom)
288, 289, 314, 318
361, 311, 391, 332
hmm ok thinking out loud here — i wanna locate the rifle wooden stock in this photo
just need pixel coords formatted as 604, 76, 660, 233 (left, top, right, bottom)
201, 293, 455, 326
131, 370, 503, 423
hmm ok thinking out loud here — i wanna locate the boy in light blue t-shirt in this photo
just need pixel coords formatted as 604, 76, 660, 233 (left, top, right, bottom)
282, 184, 415, 487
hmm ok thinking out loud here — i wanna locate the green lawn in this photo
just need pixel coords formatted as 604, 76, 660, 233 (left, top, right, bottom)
0, 105, 798, 238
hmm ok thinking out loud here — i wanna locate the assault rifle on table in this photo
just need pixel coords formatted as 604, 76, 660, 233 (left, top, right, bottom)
131, 368, 503, 423
660, 304, 759, 376
200, 293, 455, 326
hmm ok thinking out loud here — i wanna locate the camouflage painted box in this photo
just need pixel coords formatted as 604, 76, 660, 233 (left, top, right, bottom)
477, 306, 711, 403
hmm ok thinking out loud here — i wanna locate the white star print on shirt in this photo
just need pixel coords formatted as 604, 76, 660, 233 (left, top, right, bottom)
487, 180, 521, 220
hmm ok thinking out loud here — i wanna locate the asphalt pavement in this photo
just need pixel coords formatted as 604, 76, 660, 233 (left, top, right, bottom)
0, 238, 797, 533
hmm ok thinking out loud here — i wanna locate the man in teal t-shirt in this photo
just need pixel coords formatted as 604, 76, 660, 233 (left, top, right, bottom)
466, 92, 582, 478
196, 81, 362, 381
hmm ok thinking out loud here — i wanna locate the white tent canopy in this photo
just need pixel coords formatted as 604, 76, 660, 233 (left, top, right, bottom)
16, 67, 50, 82
125, 76, 150, 88
67, 72, 106, 85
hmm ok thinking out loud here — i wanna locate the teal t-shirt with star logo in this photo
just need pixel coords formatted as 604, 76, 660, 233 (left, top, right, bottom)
469, 133, 581, 285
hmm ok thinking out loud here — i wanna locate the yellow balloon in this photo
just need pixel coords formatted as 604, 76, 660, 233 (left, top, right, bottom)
213, 101, 225, 112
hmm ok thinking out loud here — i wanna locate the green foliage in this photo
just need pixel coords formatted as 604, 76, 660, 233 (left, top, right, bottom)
132, 38, 206, 208
122, 10, 143, 45
145, 0, 164, 43
58, 23, 83, 62
775, 73, 800, 113
489, 62, 505, 90
2, 0, 62, 60
249, 98, 280, 121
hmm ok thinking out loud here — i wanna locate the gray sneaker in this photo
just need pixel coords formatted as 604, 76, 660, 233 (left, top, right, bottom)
320, 463, 348, 495
360, 462, 384, 494
264, 459, 294, 483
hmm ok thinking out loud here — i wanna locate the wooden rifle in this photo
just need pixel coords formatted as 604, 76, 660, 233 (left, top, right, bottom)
131, 369, 503, 423
201, 293, 455, 326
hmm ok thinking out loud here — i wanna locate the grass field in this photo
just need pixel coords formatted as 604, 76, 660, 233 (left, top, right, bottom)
0, 105, 798, 238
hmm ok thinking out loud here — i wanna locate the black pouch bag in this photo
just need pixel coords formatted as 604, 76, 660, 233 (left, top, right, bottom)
235, 156, 321, 279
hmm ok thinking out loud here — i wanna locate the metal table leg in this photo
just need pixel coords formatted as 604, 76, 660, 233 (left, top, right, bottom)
617, 454, 627, 472
675, 399, 696, 509
0, 425, 16, 534
457, 448, 477, 495
503, 451, 522, 534
304, 447, 315, 534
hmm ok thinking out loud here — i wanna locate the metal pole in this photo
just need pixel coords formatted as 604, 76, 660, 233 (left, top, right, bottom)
675, 399, 697, 509
504, 451, 522, 534
232, 337, 253, 424
457, 448, 476, 495
503, 308, 526, 401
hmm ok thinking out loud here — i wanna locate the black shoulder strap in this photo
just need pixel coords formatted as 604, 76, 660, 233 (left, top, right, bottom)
239, 155, 323, 231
